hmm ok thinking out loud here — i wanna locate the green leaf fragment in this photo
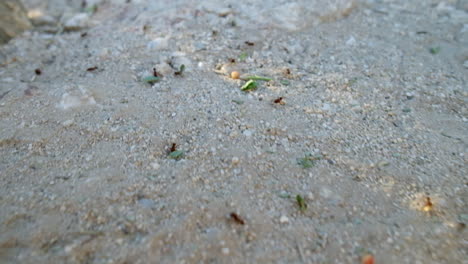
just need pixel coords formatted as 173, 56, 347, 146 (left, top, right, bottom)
241, 80, 258, 91
169, 150, 184, 160
429, 47, 440, 54
297, 157, 315, 168
297, 153, 322, 168
239, 52, 248, 61
84, 5, 98, 14
175, 64, 185, 75
244, 75, 272, 81
142, 76, 160, 84
296, 195, 307, 212
280, 80, 290, 86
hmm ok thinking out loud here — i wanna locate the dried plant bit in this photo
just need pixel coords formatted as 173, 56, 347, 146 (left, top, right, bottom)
241, 80, 258, 91
297, 153, 319, 168
245, 41, 255, 46
153, 68, 162, 77
242, 75, 272, 81
273, 97, 285, 105
229, 212, 245, 225
174, 64, 185, 75
34, 68, 42, 75
142, 76, 160, 85
361, 254, 375, 264
86, 66, 98, 72
168, 150, 184, 160
422, 196, 433, 212
296, 195, 307, 212
170, 143, 177, 153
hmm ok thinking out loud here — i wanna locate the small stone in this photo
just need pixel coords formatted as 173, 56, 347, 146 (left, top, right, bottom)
346, 36, 356, 46
243, 130, 253, 137
231, 157, 240, 165
64, 13, 90, 31
62, 119, 74, 127
150, 162, 160, 170
463, 60, 468, 69
279, 215, 289, 224
28, 11, 56, 26
221, 247, 230, 255
147, 37, 170, 51
138, 198, 156, 209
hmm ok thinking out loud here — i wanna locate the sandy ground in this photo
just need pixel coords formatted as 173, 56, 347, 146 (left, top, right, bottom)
0, 0, 467, 263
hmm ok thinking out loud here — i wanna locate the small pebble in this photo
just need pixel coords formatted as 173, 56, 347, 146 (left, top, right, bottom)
279, 215, 289, 224
463, 60, 468, 69
150, 162, 160, 170
64, 13, 90, 31
231, 157, 240, 165
222, 247, 230, 255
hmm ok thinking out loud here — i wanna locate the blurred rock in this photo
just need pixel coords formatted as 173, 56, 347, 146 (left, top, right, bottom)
0, 0, 32, 44
458, 0, 468, 11
64, 13, 90, 31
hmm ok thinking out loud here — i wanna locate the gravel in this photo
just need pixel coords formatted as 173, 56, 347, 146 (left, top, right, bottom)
0, 0, 467, 263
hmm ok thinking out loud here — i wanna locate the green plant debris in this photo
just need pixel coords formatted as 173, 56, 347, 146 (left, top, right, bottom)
296, 195, 307, 212
243, 75, 272, 81
297, 153, 322, 168
347, 77, 358, 86
239, 52, 248, 61
280, 80, 290, 86
429, 47, 440, 54
168, 150, 184, 160
278, 192, 291, 199
241, 80, 258, 91
297, 157, 314, 168
232, 99, 244, 105
174, 64, 185, 75
142, 76, 160, 84
83, 5, 98, 14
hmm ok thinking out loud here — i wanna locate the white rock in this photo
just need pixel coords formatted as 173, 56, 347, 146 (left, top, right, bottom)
150, 162, 160, 170
154, 62, 173, 76
62, 119, 74, 127
279, 215, 289, 224
147, 37, 170, 51
243, 130, 253, 137
346, 36, 356, 46
64, 13, 90, 31
58, 88, 96, 110
221, 247, 230, 255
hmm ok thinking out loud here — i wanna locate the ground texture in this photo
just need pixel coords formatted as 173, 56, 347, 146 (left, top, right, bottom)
0, 0, 467, 263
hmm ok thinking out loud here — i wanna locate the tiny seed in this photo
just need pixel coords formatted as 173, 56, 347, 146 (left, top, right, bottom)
231, 71, 240, 79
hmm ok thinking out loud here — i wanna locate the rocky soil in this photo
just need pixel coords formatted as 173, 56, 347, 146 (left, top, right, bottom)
0, 0, 467, 263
